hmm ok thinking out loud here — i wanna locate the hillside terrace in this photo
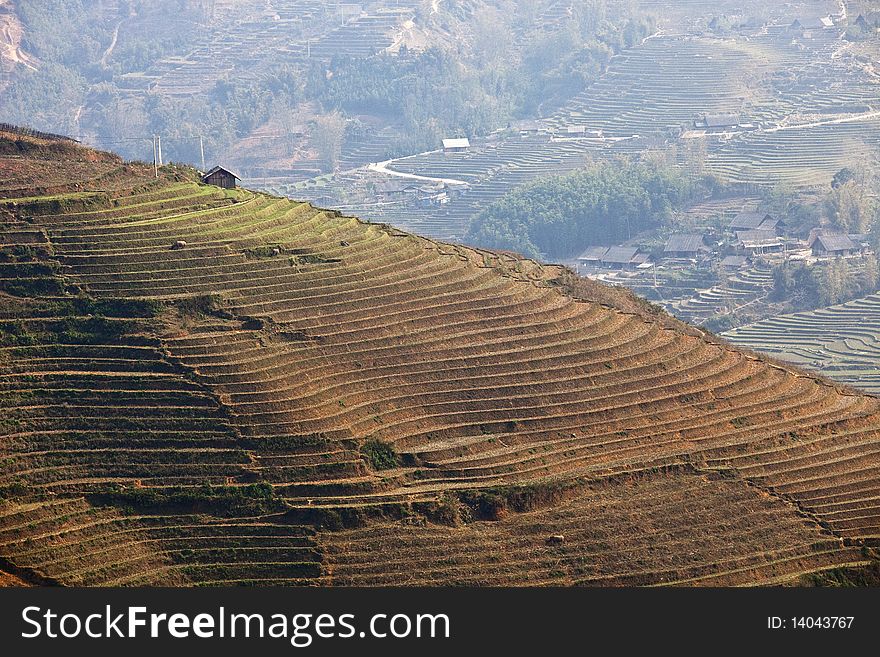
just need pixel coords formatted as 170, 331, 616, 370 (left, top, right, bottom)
3, 129, 880, 584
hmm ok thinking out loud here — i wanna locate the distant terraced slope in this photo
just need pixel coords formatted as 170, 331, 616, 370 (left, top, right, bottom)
724, 293, 880, 395
1, 131, 879, 586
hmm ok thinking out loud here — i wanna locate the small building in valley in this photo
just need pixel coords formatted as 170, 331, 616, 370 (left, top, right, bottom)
601, 246, 642, 269
789, 16, 835, 36
693, 114, 740, 132
561, 125, 603, 138
664, 234, 710, 258
443, 137, 470, 153
416, 184, 449, 207
576, 246, 609, 266
376, 180, 418, 198
721, 255, 750, 270
810, 232, 859, 257
737, 229, 784, 254
510, 120, 542, 136
728, 212, 781, 232
201, 166, 240, 189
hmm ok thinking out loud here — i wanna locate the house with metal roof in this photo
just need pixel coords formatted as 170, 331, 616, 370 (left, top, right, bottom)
810, 233, 858, 257
576, 246, 609, 264
721, 255, 750, 269
693, 114, 740, 131
728, 212, 769, 230
737, 229, 784, 253
201, 166, 240, 189
375, 180, 419, 197
601, 246, 642, 269
442, 138, 470, 153
664, 234, 710, 258
510, 120, 542, 135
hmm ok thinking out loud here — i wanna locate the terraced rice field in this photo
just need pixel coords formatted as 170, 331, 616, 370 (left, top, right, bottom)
283, 4, 880, 242
323, 470, 864, 586
724, 293, 880, 395
707, 119, 880, 187
549, 36, 767, 138
3, 136, 880, 585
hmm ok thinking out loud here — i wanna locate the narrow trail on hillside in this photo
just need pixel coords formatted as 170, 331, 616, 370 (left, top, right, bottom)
100, 20, 123, 68
72, 105, 83, 139
765, 109, 880, 132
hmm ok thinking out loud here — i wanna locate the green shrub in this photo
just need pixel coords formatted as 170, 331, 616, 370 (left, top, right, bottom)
176, 293, 224, 317
361, 439, 399, 470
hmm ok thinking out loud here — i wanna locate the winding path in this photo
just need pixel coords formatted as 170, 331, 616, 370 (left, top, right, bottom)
368, 157, 468, 186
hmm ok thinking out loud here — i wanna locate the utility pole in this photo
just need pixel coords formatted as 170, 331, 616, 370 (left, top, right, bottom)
157, 135, 163, 167
152, 135, 158, 178
199, 135, 206, 172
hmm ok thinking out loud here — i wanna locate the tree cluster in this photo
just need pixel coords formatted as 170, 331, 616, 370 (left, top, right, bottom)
466, 160, 710, 259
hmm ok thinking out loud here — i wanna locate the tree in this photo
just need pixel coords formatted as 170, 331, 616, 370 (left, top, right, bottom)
682, 137, 707, 177
825, 180, 872, 233
862, 255, 879, 292
832, 167, 857, 189
310, 112, 346, 172
466, 160, 704, 258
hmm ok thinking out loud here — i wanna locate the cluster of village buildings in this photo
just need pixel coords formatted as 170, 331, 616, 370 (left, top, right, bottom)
374, 177, 469, 207
574, 210, 871, 276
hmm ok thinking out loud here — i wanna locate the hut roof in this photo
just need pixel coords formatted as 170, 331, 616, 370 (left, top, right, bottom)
202, 165, 240, 180
601, 246, 639, 264
665, 234, 708, 253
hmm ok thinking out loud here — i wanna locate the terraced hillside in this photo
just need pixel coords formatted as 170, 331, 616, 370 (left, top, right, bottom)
275, 0, 880, 243
724, 294, 880, 395
2, 131, 880, 586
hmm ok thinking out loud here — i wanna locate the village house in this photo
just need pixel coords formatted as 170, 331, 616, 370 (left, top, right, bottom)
576, 246, 609, 267
600, 246, 643, 270
416, 184, 449, 207
446, 181, 470, 199
630, 252, 652, 268
720, 255, 750, 270
789, 16, 835, 38
576, 246, 647, 270
728, 212, 782, 233
791, 17, 834, 30
442, 137, 470, 153
562, 125, 603, 138
693, 114, 740, 132
375, 180, 418, 199
664, 234, 710, 259
737, 229, 784, 254
510, 120, 542, 136
810, 233, 859, 257
201, 166, 240, 189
